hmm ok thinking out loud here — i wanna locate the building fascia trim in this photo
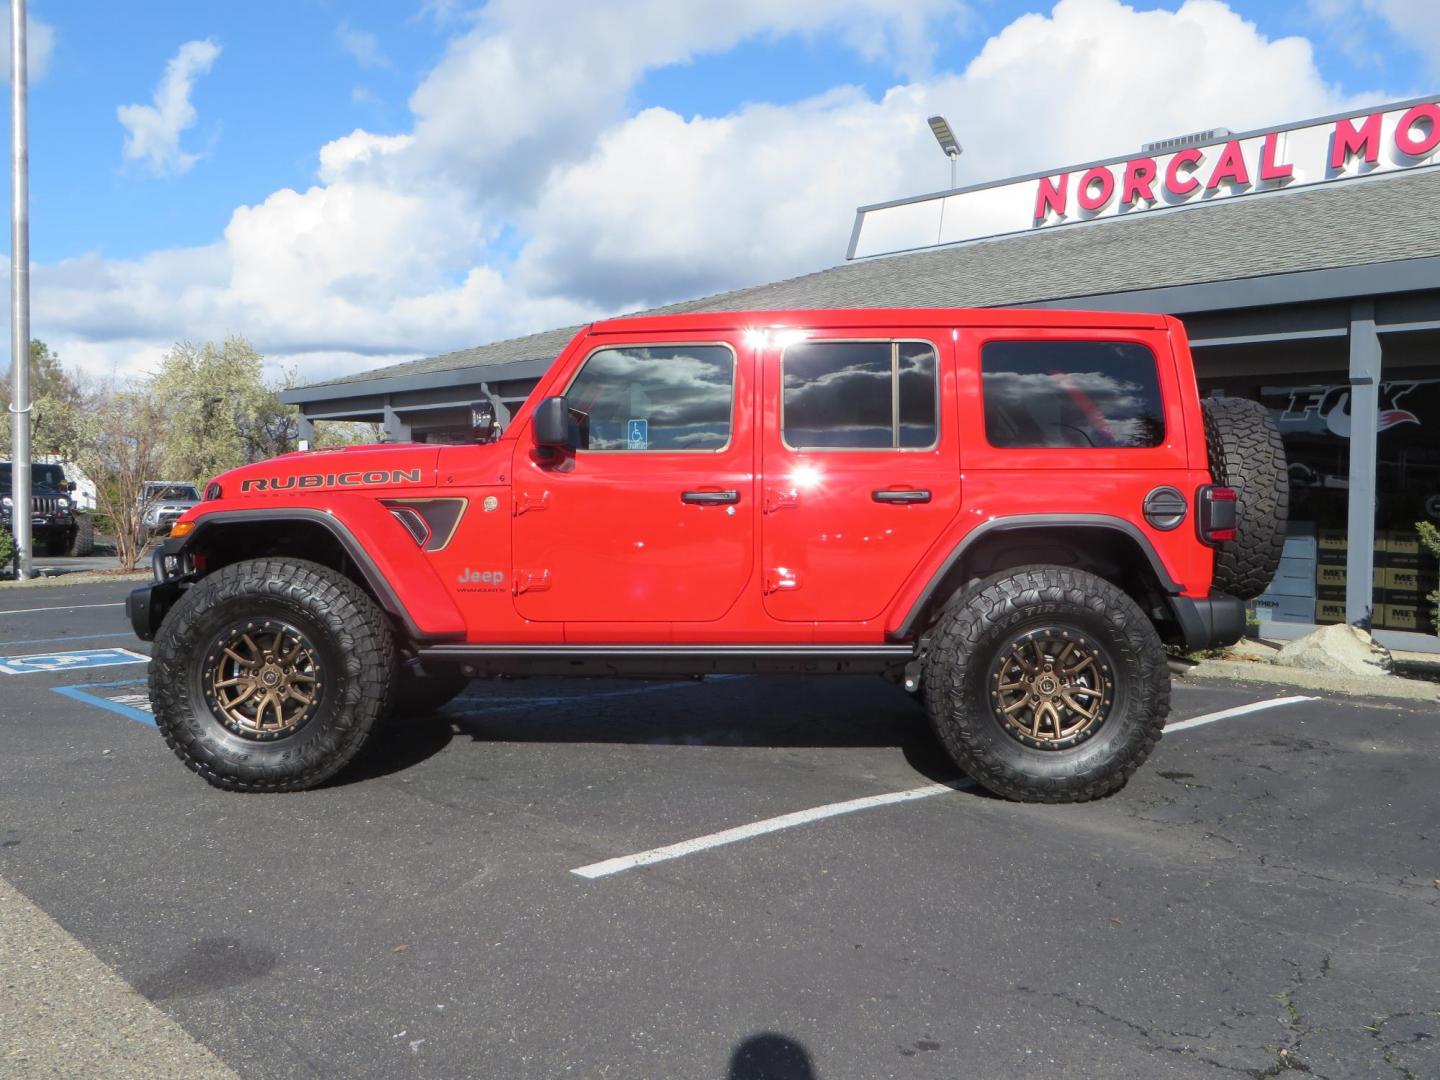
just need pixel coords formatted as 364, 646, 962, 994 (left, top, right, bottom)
280, 356, 553, 405
1008, 256, 1440, 321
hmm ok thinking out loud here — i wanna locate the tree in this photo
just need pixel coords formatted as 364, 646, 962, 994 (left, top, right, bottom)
312, 420, 384, 447
0, 340, 85, 459
150, 336, 299, 486
71, 383, 166, 571
1420, 521, 1440, 636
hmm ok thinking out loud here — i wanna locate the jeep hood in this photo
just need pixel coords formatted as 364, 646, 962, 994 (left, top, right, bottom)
212, 443, 445, 498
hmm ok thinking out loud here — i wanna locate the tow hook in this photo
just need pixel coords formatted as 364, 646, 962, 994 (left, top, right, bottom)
903, 637, 929, 694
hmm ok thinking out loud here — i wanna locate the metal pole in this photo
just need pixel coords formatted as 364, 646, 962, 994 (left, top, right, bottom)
1344, 299, 1380, 629
8, 0, 31, 579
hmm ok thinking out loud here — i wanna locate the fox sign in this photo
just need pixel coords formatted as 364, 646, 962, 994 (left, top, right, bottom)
848, 97, 1440, 259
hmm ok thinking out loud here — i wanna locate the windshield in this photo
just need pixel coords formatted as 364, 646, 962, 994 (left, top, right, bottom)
0, 463, 68, 489
148, 484, 200, 501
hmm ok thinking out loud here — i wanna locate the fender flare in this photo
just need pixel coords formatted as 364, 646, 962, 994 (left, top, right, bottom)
890, 514, 1184, 642
166, 507, 465, 643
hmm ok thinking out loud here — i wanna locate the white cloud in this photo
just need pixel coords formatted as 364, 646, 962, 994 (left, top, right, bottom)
337, 21, 390, 69
0, 14, 56, 81
1360, 0, 1439, 72
1309, 0, 1439, 76
416, 0, 473, 26
116, 39, 221, 176
21, 0, 1400, 384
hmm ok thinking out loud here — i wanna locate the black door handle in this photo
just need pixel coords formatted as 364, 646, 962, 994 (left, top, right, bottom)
681, 490, 740, 505
872, 489, 932, 504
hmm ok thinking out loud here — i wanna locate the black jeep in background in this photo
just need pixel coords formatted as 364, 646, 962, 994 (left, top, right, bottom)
1, 461, 81, 557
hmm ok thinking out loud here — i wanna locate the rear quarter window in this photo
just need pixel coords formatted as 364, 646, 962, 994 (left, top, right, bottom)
981, 340, 1165, 449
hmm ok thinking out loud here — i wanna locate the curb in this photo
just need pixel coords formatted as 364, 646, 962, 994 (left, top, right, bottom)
1183, 657, 1440, 703
0, 571, 149, 589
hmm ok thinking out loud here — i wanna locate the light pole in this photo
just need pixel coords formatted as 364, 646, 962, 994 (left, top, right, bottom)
927, 114, 963, 190
9, 0, 32, 580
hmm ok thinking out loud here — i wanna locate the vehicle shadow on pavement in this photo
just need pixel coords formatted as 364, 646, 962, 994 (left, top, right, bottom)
130, 937, 277, 1002
333, 677, 971, 789
726, 1033, 818, 1079
327, 714, 457, 787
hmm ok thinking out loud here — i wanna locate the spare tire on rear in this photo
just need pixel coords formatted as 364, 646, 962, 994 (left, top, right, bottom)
1201, 396, 1288, 600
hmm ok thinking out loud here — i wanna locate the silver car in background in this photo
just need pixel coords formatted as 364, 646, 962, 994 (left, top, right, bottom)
138, 482, 201, 539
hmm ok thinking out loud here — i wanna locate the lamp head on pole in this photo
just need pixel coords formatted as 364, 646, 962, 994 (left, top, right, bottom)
927, 115, 962, 159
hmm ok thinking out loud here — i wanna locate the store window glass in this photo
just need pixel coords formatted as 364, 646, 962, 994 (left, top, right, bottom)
981, 340, 1165, 449
1252, 374, 1440, 635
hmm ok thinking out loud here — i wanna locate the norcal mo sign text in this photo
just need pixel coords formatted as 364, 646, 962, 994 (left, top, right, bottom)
1035, 102, 1440, 225
848, 96, 1440, 260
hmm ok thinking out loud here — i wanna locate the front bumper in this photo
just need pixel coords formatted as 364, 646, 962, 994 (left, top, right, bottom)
1169, 593, 1247, 652
125, 540, 193, 641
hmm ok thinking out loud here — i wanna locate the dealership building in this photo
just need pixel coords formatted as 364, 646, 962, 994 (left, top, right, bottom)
281, 96, 1440, 649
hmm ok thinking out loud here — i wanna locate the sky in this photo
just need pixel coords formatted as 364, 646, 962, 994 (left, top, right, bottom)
1, 0, 1435, 385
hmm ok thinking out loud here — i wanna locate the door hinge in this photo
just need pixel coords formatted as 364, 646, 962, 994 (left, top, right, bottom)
763, 488, 799, 514
513, 569, 552, 595
763, 567, 800, 594
514, 490, 551, 516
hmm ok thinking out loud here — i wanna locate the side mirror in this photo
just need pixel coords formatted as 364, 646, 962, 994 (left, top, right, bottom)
67, 481, 77, 491
531, 396, 572, 452
469, 399, 497, 444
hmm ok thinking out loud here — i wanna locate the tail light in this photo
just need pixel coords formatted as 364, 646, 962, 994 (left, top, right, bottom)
1197, 485, 1237, 544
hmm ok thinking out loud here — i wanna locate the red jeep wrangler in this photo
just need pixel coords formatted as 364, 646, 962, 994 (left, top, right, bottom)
129, 309, 1287, 802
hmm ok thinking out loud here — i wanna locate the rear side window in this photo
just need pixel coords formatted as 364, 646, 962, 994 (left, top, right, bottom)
565, 344, 735, 451
782, 340, 938, 449
981, 340, 1165, 449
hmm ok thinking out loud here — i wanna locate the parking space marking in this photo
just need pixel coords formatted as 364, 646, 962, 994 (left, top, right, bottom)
0, 601, 125, 616
51, 679, 154, 726
0, 647, 149, 675
1165, 695, 1317, 732
1, 631, 136, 648
571, 781, 971, 879
572, 693, 1321, 879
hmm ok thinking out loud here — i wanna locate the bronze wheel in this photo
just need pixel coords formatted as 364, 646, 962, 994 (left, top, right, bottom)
987, 626, 1114, 750
201, 618, 324, 741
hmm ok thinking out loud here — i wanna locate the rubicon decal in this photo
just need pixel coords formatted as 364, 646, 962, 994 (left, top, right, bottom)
239, 468, 424, 493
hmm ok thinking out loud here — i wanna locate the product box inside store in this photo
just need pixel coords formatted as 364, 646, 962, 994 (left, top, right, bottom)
1314, 599, 1346, 624
1316, 528, 1348, 564
1253, 593, 1314, 623
1375, 602, 1426, 633
1379, 566, 1422, 593
1314, 564, 1390, 589
1379, 530, 1421, 569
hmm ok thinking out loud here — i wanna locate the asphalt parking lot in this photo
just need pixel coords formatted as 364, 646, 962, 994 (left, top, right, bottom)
2, 579, 1438, 1079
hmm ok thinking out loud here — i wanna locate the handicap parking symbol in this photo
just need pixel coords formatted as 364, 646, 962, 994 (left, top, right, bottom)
627, 419, 648, 450
0, 647, 149, 675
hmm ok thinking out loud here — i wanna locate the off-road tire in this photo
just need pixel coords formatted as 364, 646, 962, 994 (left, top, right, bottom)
1202, 396, 1288, 600
923, 566, 1170, 803
149, 557, 395, 792
67, 514, 95, 557
392, 670, 470, 718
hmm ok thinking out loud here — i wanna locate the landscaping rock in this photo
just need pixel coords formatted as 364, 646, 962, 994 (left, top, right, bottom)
1226, 637, 1279, 664
1273, 624, 1393, 677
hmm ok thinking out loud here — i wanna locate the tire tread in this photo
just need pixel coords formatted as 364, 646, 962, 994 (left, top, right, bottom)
922, 566, 1170, 803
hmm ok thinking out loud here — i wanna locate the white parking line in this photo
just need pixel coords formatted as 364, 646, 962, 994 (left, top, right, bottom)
572, 782, 969, 879
0, 601, 125, 616
570, 694, 1318, 879
1164, 695, 1317, 732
